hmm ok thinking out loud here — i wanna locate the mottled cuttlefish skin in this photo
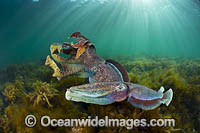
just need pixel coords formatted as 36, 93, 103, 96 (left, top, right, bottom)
47, 40, 124, 83
46, 32, 173, 110
65, 82, 173, 110
125, 83, 173, 110
66, 82, 129, 105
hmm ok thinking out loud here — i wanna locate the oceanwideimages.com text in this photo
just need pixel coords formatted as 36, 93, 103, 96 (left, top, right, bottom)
25, 115, 175, 129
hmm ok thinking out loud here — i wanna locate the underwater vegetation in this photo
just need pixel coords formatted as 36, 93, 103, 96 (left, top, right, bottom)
0, 56, 200, 132
116, 56, 200, 131
27, 81, 58, 107
0, 62, 55, 86
2, 80, 25, 105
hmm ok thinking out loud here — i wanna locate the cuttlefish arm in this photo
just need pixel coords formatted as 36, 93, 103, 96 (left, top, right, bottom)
65, 82, 173, 110
69, 32, 88, 40
45, 55, 63, 80
68, 32, 91, 59
50, 43, 68, 63
46, 42, 92, 80
45, 55, 92, 80
50, 43, 81, 64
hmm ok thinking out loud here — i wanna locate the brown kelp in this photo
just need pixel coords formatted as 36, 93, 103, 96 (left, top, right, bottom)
0, 99, 3, 112
3, 80, 25, 105
0, 56, 200, 132
115, 56, 200, 131
27, 81, 58, 107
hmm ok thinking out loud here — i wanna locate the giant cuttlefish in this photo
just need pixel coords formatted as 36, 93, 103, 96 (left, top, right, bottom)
45, 32, 173, 110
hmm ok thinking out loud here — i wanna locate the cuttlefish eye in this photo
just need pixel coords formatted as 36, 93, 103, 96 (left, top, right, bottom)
62, 44, 71, 49
116, 83, 126, 90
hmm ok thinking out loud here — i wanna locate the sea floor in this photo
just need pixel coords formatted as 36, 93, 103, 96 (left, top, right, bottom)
0, 56, 199, 132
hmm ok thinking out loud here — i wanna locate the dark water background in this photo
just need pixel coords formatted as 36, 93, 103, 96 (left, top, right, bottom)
0, 0, 200, 67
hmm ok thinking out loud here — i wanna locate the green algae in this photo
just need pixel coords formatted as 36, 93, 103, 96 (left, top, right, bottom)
0, 56, 200, 132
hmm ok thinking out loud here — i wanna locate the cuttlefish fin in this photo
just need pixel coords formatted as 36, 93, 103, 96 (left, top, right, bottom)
75, 45, 87, 59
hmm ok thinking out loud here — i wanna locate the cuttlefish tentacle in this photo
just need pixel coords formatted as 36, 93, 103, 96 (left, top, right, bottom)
65, 82, 173, 110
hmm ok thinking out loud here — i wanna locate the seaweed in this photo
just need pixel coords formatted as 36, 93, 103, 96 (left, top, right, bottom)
1, 91, 88, 133
27, 81, 58, 107
115, 56, 200, 131
0, 56, 200, 132
2, 80, 25, 104
54, 76, 86, 90
0, 114, 11, 133
0, 62, 55, 86
0, 99, 3, 113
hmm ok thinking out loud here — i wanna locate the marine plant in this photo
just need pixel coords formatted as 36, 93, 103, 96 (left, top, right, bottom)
0, 114, 11, 133
0, 99, 3, 112
0, 56, 199, 132
115, 56, 200, 131
54, 76, 86, 91
1, 90, 88, 132
27, 80, 58, 107
2, 80, 25, 104
0, 62, 54, 86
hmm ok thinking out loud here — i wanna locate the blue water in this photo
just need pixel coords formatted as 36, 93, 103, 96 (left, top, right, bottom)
0, 0, 200, 67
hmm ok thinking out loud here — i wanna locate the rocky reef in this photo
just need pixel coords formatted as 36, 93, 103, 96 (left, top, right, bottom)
0, 56, 199, 132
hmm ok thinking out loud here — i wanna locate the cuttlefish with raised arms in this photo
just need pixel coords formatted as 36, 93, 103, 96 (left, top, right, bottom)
45, 32, 173, 110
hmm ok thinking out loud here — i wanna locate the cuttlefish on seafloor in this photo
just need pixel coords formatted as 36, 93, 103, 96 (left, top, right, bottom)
45, 32, 173, 110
